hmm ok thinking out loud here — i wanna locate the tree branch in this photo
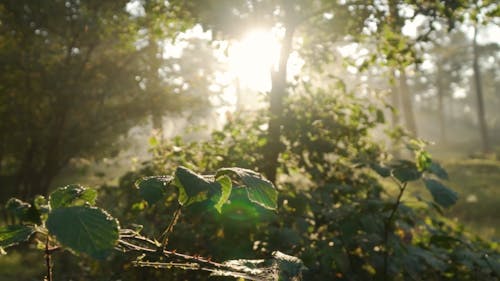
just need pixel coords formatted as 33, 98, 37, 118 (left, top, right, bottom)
44, 236, 53, 281
161, 205, 182, 250
383, 181, 407, 278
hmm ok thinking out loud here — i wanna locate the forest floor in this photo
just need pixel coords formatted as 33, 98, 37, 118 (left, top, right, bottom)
383, 156, 500, 241
443, 158, 500, 240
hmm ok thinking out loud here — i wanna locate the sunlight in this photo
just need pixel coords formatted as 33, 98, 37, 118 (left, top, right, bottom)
228, 29, 281, 92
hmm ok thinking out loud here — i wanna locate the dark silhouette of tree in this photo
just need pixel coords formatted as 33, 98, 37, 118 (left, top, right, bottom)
0, 0, 197, 199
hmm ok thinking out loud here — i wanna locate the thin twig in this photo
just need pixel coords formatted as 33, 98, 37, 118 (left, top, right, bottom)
133, 261, 200, 270
161, 205, 182, 249
133, 259, 268, 281
117, 231, 278, 281
45, 236, 53, 281
118, 232, 225, 269
387, 182, 407, 225
383, 181, 407, 279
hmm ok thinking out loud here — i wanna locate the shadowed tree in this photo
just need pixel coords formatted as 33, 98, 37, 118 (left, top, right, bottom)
472, 25, 489, 153
448, 0, 498, 153
0, 0, 196, 199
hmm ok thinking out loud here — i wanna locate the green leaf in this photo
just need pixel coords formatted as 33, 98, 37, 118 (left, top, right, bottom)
429, 235, 461, 247
0, 225, 35, 254
408, 246, 447, 271
391, 160, 421, 182
370, 163, 391, 177
406, 139, 424, 151
376, 109, 385, 123
429, 162, 449, 180
34, 195, 50, 219
148, 136, 158, 147
6, 198, 41, 224
6, 198, 31, 219
49, 184, 97, 209
175, 166, 211, 197
174, 166, 212, 206
416, 150, 432, 172
273, 251, 307, 280
216, 167, 278, 210
424, 179, 458, 208
135, 176, 172, 205
211, 175, 232, 213
486, 256, 500, 277
46, 206, 119, 259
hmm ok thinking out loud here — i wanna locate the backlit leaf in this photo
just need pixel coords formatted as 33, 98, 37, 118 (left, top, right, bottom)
0, 225, 35, 254
46, 206, 119, 259
5, 198, 31, 220
49, 184, 97, 209
211, 175, 232, 213
135, 176, 172, 205
216, 167, 278, 210
174, 166, 212, 206
416, 150, 432, 172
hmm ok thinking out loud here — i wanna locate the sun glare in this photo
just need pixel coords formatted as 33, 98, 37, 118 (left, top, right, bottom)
228, 30, 281, 93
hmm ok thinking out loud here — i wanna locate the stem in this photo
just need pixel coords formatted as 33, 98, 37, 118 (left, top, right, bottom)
118, 230, 277, 281
119, 231, 225, 269
383, 181, 407, 279
45, 236, 53, 281
161, 205, 182, 249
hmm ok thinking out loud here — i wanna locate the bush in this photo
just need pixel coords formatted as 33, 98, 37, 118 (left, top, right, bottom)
2, 86, 499, 280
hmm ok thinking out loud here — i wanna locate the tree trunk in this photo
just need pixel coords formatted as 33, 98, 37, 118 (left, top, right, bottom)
0, 142, 3, 175
262, 24, 295, 183
15, 142, 37, 199
151, 113, 164, 133
148, 40, 164, 137
390, 80, 400, 128
472, 26, 489, 153
235, 77, 243, 112
399, 69, 418, 136
436, 64, 447, 144
389, 72, 402, 158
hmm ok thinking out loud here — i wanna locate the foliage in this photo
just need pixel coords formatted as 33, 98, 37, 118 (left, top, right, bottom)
0, 0, 214, 200
1, 1, 499, 281
2, 66, 499, 281
442, 159, 500, 239
38, 85, 496, 281
0, 166, 304, 281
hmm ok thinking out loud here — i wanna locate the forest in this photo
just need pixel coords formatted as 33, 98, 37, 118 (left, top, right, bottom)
0, 0, 499, 280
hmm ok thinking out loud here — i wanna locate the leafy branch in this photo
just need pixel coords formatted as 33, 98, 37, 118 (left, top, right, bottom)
118, 229, 304, 281
0, 166, 305, 281
383, 180, 407, 279
44, 236, 53, 281
371, 142, 460, 279
161, 204, 182, 249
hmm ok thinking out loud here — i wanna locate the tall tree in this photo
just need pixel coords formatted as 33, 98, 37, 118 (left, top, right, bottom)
180, 0, 394, 181
172, 0, 479, 182
472, 25, 489, 153
0, 0, 194, 199
385, 0, 420, 136
416, 30, 470, 144
398, 69, 418, 136
463, 0, 498, 152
